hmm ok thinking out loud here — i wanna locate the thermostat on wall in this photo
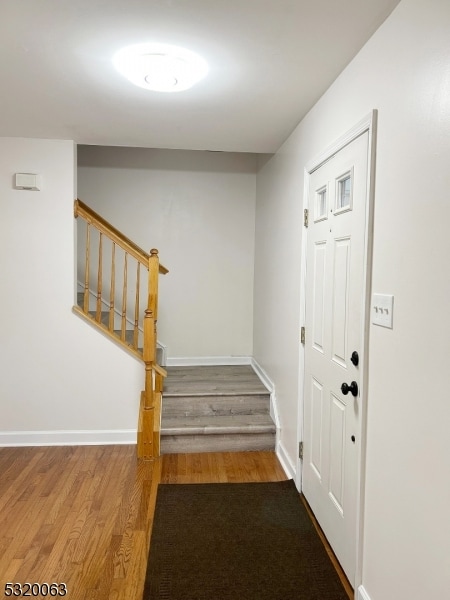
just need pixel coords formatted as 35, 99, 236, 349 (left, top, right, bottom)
15, 173, 41, 191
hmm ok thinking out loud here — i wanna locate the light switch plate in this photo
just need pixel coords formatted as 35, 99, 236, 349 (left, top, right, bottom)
372, 294, 394, 328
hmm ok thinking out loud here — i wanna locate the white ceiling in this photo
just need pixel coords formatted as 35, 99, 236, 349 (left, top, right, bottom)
0, 0, 400, 153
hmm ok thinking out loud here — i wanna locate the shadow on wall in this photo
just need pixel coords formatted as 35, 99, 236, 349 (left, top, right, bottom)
77, 145, 273, 174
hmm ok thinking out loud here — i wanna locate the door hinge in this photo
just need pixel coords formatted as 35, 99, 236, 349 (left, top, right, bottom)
304, 208, 309, 227
300, 326, 305, 344
299, 441, 304, 460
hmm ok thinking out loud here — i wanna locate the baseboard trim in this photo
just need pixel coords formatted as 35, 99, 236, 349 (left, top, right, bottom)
251, 358, 280, 428
166, 356, 252, 366
357, 585, 371, 600
0, 429, 137, 447
250, 358, 274, 392
157, 340, 167, 366
276, 440, 297, 482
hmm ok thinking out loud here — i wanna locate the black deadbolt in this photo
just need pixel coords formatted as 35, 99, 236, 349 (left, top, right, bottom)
341, 381, 358, 397
350, 351, 359, 366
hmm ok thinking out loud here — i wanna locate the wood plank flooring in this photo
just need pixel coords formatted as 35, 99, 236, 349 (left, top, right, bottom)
0, 446, 351, 599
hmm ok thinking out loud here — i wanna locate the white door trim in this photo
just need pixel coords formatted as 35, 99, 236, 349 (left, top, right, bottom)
297, 111, 377, 591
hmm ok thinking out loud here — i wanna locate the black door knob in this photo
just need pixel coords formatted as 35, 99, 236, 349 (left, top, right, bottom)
341, 381, 358, 397
350, 351, 359, 366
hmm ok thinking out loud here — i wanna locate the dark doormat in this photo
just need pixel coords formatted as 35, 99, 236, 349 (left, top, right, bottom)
143, 480, 349, 600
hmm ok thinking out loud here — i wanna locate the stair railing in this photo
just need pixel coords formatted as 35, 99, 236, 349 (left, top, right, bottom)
74, 199, 168, 460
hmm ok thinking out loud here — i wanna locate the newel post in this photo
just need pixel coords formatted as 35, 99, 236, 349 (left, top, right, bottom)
148, 248, 160, 322
143, 308, 155, 408
138, 308, 155, 460
139, 249, 161, 460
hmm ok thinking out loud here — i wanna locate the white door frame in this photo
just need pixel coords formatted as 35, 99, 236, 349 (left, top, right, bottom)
297, 111, 377, 590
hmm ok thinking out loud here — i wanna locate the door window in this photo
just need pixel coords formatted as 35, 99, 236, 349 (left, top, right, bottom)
335, 171, 353, 214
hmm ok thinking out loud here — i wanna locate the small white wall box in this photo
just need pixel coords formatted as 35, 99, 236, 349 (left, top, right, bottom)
15, 173, 41, 191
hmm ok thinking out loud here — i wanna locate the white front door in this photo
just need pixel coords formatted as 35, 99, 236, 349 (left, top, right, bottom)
302, 130, 370, 583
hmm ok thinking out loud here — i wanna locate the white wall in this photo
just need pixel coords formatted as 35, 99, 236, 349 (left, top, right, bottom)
253, 0, 450, 598
77, 147, 258, 362
0, 137, 143, 444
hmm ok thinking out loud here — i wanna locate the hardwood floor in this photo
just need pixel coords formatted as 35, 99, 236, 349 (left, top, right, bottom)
0, 446, 351, 600
160, 449, 287, 484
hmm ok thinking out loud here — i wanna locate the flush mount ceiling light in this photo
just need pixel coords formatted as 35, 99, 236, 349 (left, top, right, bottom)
112, 43, 208, 92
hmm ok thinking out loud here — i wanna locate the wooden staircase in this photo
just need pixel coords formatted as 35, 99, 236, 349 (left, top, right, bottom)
75, 293, 165, 364
161, 365, 276, 453
73, 199, 168, 460
73, 200, 276, 458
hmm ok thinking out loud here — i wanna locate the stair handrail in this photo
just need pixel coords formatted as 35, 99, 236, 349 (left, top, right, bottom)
74, 199, 168, 273
74, 198, 168, 460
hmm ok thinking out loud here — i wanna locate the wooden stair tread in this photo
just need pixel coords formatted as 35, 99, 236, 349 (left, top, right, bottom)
161, 414, 276, 436
164, 390, 268, 397
164, 365, 268, 396
160, 365, 276, 453
163, 403, 269, 418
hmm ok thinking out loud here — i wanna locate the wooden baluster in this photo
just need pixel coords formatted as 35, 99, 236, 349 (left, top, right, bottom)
121, 252, 128, 341
109, 242, 116, 331
134, 262, 140, 349
83, 223, 90, 313
96, 231, 103, 322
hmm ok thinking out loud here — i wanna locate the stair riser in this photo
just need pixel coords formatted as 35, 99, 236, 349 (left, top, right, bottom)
162, 394, 271, 418
161, 432, 276, 454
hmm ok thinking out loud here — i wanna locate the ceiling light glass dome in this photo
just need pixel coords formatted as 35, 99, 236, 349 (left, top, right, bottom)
113, 43, 209, 92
